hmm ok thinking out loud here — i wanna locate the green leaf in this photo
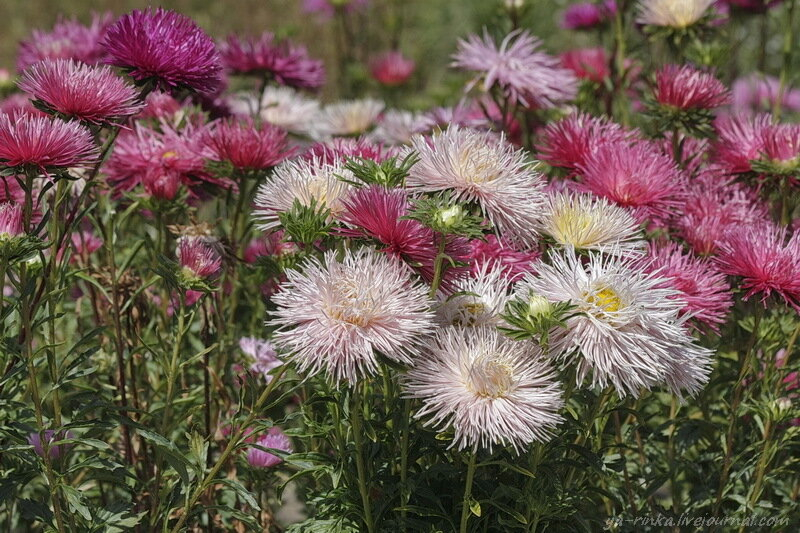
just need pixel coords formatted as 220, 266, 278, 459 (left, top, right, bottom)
62, 485, 92, 521
469, 497, 482, 517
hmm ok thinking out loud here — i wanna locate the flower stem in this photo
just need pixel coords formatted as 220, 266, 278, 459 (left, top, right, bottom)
742, 416, 774, 531
351, 383, 375, 532
429, 233, 448, 299
162, 294, 187, 437
773, 0, 797, 120
399, 398, 411, 532
459, 452, 478, 533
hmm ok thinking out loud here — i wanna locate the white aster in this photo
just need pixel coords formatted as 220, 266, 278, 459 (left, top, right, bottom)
229, 87, 320, 134
310, 98, 385, 139
636, 0, 715, 28
436, 263, 512, 328
370, 109, 428, 145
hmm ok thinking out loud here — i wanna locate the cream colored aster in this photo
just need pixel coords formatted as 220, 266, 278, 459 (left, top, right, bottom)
310, 98, 385, 139
229, 87, 320, 134
404, 326, 564, 452
406, 126, 547, 248
370, 109, 429, 145
253, 157, 354, 231
517, 246, 712, 398
542, 192, 645, 254
436, 263, 512, 328
636, 0, 714, 28
270, 247, 435, 383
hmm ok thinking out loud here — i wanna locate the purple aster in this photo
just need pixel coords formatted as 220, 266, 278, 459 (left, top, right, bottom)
102, 8, 222, 94
246, 426, 293, 468
239, 337, 283, 383
17, 12, 113, 71
0, 113, 98, 171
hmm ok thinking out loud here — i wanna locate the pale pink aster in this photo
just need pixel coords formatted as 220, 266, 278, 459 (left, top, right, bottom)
17, 13, 112, 71
654, 64, 730, 110
369, 51, 415, 86
560, 48, 610, 83
452, 29, 578, 109
19, 59, 143, 124
27, 430, 74, 460
562, 1, 617, 29
240, 337, 283, 383
68, 230, 103, 263
371, 110, 430, 145
269, 247, 435, 383
716, 223, 800, 311
138, 91, 183, 120
205, 118, 293, 171
712, 113, 772, 173
102, 8, 222, 94
219, 32, 325, 89
177, 236, 222, 282
404, 326, 563, 452
304, 137, 394, 165
731, 75, 800, 114
407, 127, 547, 248
467, 234, 538, 282
535, 112, 636, 171
0, 113, 98, 170
577, 140, 685, 224
641, 242, 732, 331
435, 263, 513, 328
246, 426, 293, 468
0, 203, 23, 238
518, 247, 713, 397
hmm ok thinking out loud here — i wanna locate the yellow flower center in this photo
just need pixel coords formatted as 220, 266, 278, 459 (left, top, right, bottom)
550, 206, 599, 248
586, 286, 622, 313
162, 150, 178, 160
468, 355, 514, 399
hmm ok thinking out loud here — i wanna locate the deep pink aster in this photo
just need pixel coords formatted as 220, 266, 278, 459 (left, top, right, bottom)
536, 112, 636, 171
0, 114, 98, 170
102, 8, 221, 94
577, 140, 685, 224
219, 32, 325, 90
466, 234, 538, 282
17, 13, 112, 71
205, 118, 293, 171
244, 231, 297, 264
0, 202, 23, 238
712, 113, 772, 173
560, 48, 610, 83
0, 94, 44, 119
562, 1, 617, 29
369, 51, 415, 86
137, 91, 183, 119
452, 29, 578, 109
641, 242, 732, 331
723, 0, 783, 12
759, 123, 800, 168
303, 0, 370, 18
716, 223, 800, 310
19, 59, 143, 123
654, 64, 730, 110
303, 137, 395, 165
105, 121, 230, 199
338, 186, 469, 288
246, 426, 293, 468
178, 236, 222, 282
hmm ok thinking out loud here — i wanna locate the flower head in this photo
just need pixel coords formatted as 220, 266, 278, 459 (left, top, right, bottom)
19, 59, 143, 123
239, 337, 283, 382
560, 48, 610, 83
219, 32, 325, 89
466, 234, 538, 282
177, 236, 222, 283
304, 137, 394, 165
205, 118, 292, 171
452, 29, 577, 109
436, 264, 512, 328
712, 113, 772, 173
247, 426, 293, 468
0, 203, 23, 239
17, 13, 112, 71
536, 112, 635, 171
731, 75, 800, 114
759, 123, 800, 170
562, 1, 617, 29
311, 99, 385, 139
230, 86, 320, 133
27, 430, 74, 460
637, 0, 715, 28
270, 247, 435, 383
405, 326, 563, 452
369, 51, 415, 86
0, 114, 97, 170
102, 8, 221, 94
654, 64, 730, 110
407, 127, 547, 247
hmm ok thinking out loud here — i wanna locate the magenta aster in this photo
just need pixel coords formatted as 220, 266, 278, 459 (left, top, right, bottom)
303, 137, 394, 165
0, 113, 98, 170
560, 48, 610, 83
177, 236, 222, 283
246, 426, 293, 468
205, 118, 293, 171
452, 29, 577, 109
562, 1, 617, 29
369, 51, 415, 86
654, 64, 730, 111
219, 32, 325, 90
19, 59, 143, 124
712, 113, 772, 173
17, 12, 112, 71
466, 234, 539, 282
102, 8, 221, 94
0, 94, 43, 119
759, 123, 800, 169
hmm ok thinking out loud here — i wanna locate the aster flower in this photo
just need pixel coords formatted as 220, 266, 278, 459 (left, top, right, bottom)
303, 0, 370, 18
543, 192, 645, 254
407, 127, 547, 248
67, 230, 103, 263
577, 140, 685, 224
240, 337, 283, 383
138, 91, 183, 120
304, 137, 394, 165
436, 263, 512, 328
759, 123, 800, 171
177, 236, 222, 284
246, 426, 293, 468
466, 234, 538, 282
219, 32, 325, 89
716, 223, 800, 310
535, 112, 636, 171
641, 242, 732, 331
205, 118, 292, 171
0, 113, 98, 171
371, 110, 429, 145
19, 59, 143, 124
17, 12, 112, 71
518, 247, 713, 397
230, 86, 320, 134
712, 113, 772, 173
27, 430, 75, 460
731, 75, 800, 114
270, 247, 435, 383
338, 186, 470, 287
311, 99, 385, 139
253, 157, 354, 232
0, 203, 23, 239
562, 1, 617, 30
452, 29, 577, 109
102, 8, 221, 94
369, 51, 415, 86
404, 326, 563, 452
0, 94, 42, 119
560, 48, 610, 83
636, 0, 715, 28
654, 64, 730, 111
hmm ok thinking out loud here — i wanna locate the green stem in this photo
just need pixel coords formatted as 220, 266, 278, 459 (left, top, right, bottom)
773, 0, 796, 120
667, 397, 680, 516
399, 398, 411, 532
428, 233, 448, 298
611, 0, 630, 126
742, 417, 774, 531
161, 294, 187, 436
47, 179, 66, 429
351, 383, 375, 532
459, 452, 478, 533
